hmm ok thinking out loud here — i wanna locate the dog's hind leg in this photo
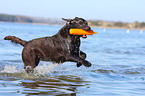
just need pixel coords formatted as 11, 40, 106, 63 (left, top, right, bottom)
22, 48, 40, 73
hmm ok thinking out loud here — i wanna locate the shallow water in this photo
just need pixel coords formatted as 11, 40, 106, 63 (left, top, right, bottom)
0, 23, 145, 96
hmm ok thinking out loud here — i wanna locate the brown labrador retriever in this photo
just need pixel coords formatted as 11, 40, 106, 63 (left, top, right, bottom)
4, 17, 92, 73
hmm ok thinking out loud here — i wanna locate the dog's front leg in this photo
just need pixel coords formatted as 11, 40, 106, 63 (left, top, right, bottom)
80, 51, 87, 59
66, 55, 91, 67
77, 51, 87, 67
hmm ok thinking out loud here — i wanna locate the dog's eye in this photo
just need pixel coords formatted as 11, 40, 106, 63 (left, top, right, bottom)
68, 20, 74, 24
71, 21, 74, 23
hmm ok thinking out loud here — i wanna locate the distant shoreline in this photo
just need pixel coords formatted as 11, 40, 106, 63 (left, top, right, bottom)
0, 21, 63, 26
90, 25, 145, 30
0, 14, 145, 30
1, 21, 144, 31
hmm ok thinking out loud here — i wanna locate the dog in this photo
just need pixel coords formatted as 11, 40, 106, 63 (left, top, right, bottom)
4, 17, 92, 73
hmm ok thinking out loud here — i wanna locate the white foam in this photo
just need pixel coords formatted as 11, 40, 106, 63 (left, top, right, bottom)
0, 63, 58, 76
34, 63, 58, 75
0, 65, 18, 73
0, 63, 59, 79
0, 63, 85, 79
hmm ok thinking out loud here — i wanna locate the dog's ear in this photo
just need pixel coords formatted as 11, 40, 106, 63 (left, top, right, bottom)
62, 18, 68, 21
62, 18, 73, 24
62, 18, 70, 22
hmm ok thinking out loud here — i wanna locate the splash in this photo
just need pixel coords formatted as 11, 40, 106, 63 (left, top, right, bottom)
34, 62, 58, 75
0, 62, 59, 79
0, 62, 88, 79
0, 65, 19, 73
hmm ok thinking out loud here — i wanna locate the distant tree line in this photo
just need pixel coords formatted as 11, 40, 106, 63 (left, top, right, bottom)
0, 14, 145, 29
89, 20, 145, 29
0, 14, 34, 23
0, 14, 64, 25
134, 21, 145, 28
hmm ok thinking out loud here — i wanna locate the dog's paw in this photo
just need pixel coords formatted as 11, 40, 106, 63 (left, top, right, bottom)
82, 60, 92, 67
76, 62, 82, 67
25, 66, 34, 73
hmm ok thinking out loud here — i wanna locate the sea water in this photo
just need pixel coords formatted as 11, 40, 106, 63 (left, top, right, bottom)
0, 22, 145, 95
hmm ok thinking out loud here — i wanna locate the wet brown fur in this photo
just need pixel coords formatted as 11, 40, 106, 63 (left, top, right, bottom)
4, 17, 92, 73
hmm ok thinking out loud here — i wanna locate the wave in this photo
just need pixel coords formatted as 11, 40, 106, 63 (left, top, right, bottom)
0, 62, 88, 80
0, 63, 59, 79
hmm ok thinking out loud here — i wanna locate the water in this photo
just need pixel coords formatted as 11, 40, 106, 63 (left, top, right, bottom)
0, 22, 145, 96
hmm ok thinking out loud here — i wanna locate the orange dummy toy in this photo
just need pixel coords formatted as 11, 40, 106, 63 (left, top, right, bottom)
69, 29, 97, 35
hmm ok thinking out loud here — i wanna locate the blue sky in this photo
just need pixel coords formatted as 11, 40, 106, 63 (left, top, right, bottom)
0, 0, 145, 22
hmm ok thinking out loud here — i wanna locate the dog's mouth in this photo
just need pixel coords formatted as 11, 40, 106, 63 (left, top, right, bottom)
70, 26, 91, 38
81, 26, 91, 38
82, 35, 87, 38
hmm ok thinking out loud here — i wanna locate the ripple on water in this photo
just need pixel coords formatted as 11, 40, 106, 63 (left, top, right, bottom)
0, 63, 89, 95
91, 69, 115, 74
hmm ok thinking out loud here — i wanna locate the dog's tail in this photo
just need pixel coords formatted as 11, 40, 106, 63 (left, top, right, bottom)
4, 36, 27, 46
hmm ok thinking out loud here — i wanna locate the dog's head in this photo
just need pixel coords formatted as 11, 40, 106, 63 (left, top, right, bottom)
61, 17, 91, 38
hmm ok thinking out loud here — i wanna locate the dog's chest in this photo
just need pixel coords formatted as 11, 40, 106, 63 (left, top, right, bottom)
70, 37, 80, 56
